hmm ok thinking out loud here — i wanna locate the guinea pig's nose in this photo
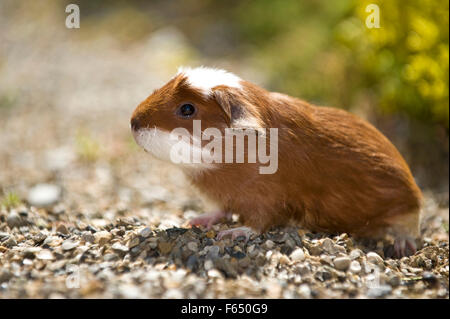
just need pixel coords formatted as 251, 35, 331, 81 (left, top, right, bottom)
130, 117, 141, 131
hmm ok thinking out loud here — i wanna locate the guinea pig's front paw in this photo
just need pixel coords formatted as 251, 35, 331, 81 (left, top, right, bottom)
216, 226, 254, 242
188, 211, 231, 230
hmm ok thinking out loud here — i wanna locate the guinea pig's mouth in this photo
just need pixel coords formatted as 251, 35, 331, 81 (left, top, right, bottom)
132, 127, 169, 157
131, 127, 216, 171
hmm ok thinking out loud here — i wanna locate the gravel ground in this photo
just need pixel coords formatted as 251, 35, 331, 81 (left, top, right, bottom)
0, 192, 448, 299
0, 4, 448, 298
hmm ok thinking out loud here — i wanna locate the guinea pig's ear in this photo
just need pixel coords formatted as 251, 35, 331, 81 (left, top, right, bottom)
212, 86, 262, 132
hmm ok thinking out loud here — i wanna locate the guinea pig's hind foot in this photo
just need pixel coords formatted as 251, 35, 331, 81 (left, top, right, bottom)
189, 211, 231, 230
217, 227, 254, 242
393, 236, 417, 258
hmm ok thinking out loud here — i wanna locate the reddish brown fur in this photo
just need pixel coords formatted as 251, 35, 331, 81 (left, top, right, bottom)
131, 73, 423, 241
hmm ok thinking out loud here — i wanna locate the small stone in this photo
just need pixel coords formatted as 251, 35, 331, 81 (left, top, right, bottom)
207, 245, 220, 259
308, 244, 323, 256
128, 237, 140, 249
0, 232, 10, 241
333, 256, 351, 271
81, 232, 95, 243
37, 249, 55, 260
422, 272, 439, 287
387, 274, 401, 287
186, 242, 198, 252
207, 269, 223, 279
321, 238, 334, 252
33, 232, 47, 245
279, 255, 290, 265
239, 256, 251, 268
61, 240, 79, 251
298, 284, 311, 298
4, 237, 17, 248
112, 242, 129, 254
56, 224, 69, 235
204, 259, 214, 271
158, 241, 174, 254
0, 269, 12, 283
265, 240, 275, 250
186, 255, 198, 270
164, 289, 183, 299
104, 253, 119, 261
349, 249, 363, 260
7, 211, 25, 228
367, 285, 392, 298
27, 183, 61, 207
94, 231, 112, 246
290, 248, 305, 262
139, 227, 152, 238
206, 230, 216, 239
367, 252, 384, 265
349, 260, 362, 274
214, 259, 237, 278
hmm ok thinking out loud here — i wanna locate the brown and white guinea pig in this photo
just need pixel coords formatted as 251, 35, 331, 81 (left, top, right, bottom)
130, 66, 422, 258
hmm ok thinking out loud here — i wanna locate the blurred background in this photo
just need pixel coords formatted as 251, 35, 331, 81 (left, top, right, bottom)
0, 0, 448, 209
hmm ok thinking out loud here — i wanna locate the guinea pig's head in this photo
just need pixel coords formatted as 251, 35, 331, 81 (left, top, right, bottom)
130, 67, 263, 165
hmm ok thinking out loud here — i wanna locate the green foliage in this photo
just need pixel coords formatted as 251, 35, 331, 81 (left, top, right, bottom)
338, 0, 449, 127
232, 0, 449, 128
75, 129, 100, 162
1, 191, 21, 209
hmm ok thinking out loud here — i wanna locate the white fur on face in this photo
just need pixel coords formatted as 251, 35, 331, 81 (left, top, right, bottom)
132, 128, 216, 171
177, 66, 242, 96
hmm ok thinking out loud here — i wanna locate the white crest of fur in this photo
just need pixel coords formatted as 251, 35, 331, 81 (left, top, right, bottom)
177, 66, 242, 95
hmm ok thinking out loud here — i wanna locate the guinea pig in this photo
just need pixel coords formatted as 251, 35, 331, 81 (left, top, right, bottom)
130, 66, 422, 258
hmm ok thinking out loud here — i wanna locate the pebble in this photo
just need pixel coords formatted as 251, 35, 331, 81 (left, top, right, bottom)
206, 230, 216, 239
207, 269, 223, 279
207, 245, 220, 259
127, 237, 140, 249
265, 240, 275, 250
36, 249, 55, 260
56, 224, 69, 235
298, 284, 311, 298
27, 183, 61, 207
111, 242, 129, 254
0, 232, 10, 241
367, 285, 392, 298
4, 237, 17, 248
158, 242, 174, 254
422, 272, 439, 287
349, 249, 363, 260
367, 252, 384, 265
164, 288, 183, 299
94, 231, 112, 245
290, 248, 305, 262
387, 274, 401, 287
186, 242, 198, 252
81, 232, 95, 243
0, 269, 12, 283
6, 211, 25, 228
333, 256, 351, 271
321, 238, 335, 253
279, 255, 290, 265
349, 260, 362, 274
61, 240, 79, 251
204, 259, 214, 271
139, 227, 152, 238
186, 255, 198, 270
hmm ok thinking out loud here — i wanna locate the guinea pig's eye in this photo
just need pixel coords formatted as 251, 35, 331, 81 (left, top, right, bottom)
177, 103, 197, 118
